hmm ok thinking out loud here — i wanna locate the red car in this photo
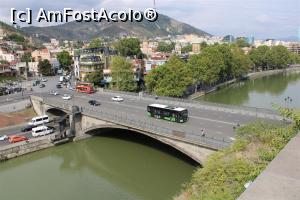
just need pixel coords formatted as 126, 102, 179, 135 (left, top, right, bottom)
9, 135, 28, 143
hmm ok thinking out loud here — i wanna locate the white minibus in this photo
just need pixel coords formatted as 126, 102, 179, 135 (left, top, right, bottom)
28, 115, 49, 126
32, 126, 53, 137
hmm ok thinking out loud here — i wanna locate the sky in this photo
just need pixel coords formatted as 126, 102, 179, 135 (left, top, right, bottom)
0, 0, 299, 40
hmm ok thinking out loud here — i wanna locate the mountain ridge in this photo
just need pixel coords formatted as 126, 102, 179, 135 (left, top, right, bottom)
20, 13, 211, 41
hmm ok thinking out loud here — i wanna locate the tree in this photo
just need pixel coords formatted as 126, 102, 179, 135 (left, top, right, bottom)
57, 51, 72, 71
111, 56, 137, 91
145, 55, 193, 97
21, 52, 32, 63
231, 48, 252, 78
84, 71, 103, 86
89, 38, 103, 48
181, 44, 192, 53
156, 42, 175, 53
188, 46, 225, 85
4, 34, 25, 43
266, 45, 290, 69
288, 53, 300, 65
249, 45, 270, 71
114, 38, 142, 58
38, 59, 52, 76
235, 38, 250, 48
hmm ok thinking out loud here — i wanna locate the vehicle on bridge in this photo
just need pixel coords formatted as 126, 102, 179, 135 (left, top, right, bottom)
147, 104, 188, 123
88, 100, 101, 106
32, 126, 54, 137
9, 135, 28, 143
28, 115, 49, 126
62, 94, 72, 100
112, 96, 124, 102
76, 83, 94, 94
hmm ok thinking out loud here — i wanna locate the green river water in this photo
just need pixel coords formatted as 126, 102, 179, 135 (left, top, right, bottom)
0, 71, 300, 200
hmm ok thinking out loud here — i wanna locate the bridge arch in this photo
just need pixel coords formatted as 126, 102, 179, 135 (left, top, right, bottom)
46, 108, 68, 117
84, 125, 206, 165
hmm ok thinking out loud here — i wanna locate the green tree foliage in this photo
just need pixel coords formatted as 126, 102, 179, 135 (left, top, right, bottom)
181, 44, 192, 53
156, 42, 175, 53
249, 45, 270, 70
84, 71, 103, 86
4, 34, 25, 43
114, 38, 142, 58
38, 59, 52, 76
188, 46, 225, 85
231, 48, 252, 78
89, 38, 103, 48
57, 51, 72, 70
111, 56, 137, 92
21, 52, 32, 63
235, 38, 250, 48
145, 55, 193, 97
288, 53, 300, 64
266, 45, 290, 69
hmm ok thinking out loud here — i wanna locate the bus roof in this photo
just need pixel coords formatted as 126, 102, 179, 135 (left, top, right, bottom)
32, 125, 49, 131
31, 115, 48, 120
148, 104, 187, 112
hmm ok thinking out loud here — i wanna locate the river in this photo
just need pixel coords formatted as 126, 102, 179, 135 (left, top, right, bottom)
0, 130, 196, 200
1, 71, 299, 200
198, 70, 300, 109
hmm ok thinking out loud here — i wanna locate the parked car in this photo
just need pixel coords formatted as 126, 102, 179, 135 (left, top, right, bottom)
0, 135, 8, 141
88, 100, 101, 106
9, 135, 28, 143
50, 91, 59, 96
21, 124, 36, 132
112, 96, 124, 102
39, 84, 45, 88
56, 84, 62, 89
62, 94, 72, 100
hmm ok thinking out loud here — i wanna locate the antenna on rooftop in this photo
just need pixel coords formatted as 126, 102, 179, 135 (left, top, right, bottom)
153, 0, 156, 10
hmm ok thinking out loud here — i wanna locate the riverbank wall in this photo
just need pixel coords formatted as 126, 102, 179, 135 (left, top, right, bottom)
0, 136, 54, 162
190, 66, 300, 100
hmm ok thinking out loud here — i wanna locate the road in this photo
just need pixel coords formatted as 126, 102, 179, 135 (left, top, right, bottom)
0, 75, 282, 148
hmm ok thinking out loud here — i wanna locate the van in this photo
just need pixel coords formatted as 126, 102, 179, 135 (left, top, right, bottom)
32, 126, 53, 137
28, 115, 49, 126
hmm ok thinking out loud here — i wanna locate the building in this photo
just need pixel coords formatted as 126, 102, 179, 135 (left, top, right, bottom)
0, 48, 15, 62
144, 53, 169, 74
192, 43, 201, 54
31, 48, 51, 62
223, 35, 235, 43
287, 42, 300, 56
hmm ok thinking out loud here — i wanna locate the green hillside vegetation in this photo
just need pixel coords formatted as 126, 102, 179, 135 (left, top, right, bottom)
176, 107, 300, 200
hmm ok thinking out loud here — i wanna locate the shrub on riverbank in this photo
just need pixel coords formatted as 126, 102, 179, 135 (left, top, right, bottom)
176, 116, 299, 200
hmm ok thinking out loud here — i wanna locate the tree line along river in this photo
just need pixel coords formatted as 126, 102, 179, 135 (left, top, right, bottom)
0, 70, 299, 200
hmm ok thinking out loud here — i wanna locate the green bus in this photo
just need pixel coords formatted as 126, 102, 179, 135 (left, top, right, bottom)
147, 104, 188, 123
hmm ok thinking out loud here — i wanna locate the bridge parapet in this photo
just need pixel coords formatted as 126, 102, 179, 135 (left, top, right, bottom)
100, 90, 283, 121
40, 97, 232, 150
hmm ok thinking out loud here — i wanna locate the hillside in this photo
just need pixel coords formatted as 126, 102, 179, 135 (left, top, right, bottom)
0, 21, 27, 37
21, 13, 210, 41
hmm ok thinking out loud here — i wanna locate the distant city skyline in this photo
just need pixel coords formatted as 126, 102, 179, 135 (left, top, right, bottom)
0, 0, 299, 40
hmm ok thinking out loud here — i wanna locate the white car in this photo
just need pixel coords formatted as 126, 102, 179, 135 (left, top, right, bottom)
50, 91, 59, 96
0, 135, 8, 141
112, 96, 124, 102
41, 78, 48, 82
62, 94, 72, 100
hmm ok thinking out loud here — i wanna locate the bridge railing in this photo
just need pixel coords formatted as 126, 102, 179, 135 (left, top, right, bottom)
43, 97, 232, 150
100, 90, 283, 121
81, 106, 232, 150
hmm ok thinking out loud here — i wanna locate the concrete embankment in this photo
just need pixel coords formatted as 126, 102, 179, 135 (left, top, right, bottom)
0, 136, 54, 162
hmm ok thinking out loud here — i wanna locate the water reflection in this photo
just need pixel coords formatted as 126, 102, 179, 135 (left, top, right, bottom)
199, 71, 300, 109
0, 129, 196, 200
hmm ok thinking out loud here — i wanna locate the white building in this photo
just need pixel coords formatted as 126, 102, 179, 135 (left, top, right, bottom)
0, 48, 15, 62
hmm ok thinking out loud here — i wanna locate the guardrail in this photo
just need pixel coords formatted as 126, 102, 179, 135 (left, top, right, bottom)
100, 89, 283, 121
43, 98, 232, 150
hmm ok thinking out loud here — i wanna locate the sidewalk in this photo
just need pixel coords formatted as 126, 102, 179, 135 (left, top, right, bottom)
238, 132, 300, 200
